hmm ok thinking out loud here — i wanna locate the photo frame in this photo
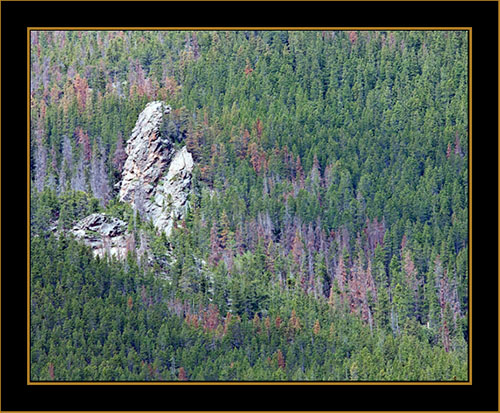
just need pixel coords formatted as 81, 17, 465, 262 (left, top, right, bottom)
2, 0, 497, 411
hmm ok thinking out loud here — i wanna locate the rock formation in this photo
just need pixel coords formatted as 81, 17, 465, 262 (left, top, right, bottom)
60, 102, 192, 260
70, 213, 130, 258
119, 101, 193, 236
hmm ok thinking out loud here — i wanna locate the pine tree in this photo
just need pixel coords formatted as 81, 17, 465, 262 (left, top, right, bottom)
209, 222, 221, 265
219, 211, 231, 250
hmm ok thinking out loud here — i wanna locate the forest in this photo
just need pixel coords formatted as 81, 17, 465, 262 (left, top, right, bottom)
30, 30, 469, 381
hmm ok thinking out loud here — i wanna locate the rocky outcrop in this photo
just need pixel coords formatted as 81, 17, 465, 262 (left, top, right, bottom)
152, 146, 194, 235
70, 213, 130, 258
119, 101, 193, 236
62, 101, 192, 260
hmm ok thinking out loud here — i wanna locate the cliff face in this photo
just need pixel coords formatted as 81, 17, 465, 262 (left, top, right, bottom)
119, 101, 193, 236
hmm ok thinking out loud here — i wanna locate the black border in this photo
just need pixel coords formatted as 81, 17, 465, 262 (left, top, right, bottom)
2, 1, 498, 411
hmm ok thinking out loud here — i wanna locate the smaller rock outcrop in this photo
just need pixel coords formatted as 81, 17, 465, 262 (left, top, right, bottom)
70, 213, 130, 258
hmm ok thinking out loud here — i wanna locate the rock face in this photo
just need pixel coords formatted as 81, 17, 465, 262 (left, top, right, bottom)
152, 146, 194, 235
119, 101, 193, 236
70, 213, 130, 258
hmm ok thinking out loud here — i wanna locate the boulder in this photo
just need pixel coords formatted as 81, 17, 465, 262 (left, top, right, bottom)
70, 213, 130, 258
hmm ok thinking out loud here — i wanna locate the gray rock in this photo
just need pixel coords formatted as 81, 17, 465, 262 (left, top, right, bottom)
119, 101, 193, 236
70, 213, 130, 258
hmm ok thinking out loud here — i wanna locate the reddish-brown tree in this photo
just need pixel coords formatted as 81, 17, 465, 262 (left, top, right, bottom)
255, 118, 263, 141
73, 73, 89, 111
348, 31, 358, 45
244, 62, 253, 77
248, 142, 262, 174
202, 304, 220, 332
252, 313, 261, 334
276, 349, 286, 370
313, 319, 321, 336
178, 367, 188, 381
237, 129, 250, 159
75, 127, 92, 162
291, 229, 304, 266
48, 363, 55, 380
289, 309, 301, 331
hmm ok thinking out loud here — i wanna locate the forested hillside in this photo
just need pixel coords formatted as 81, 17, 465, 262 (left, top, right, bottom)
30, 30, 469, 381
